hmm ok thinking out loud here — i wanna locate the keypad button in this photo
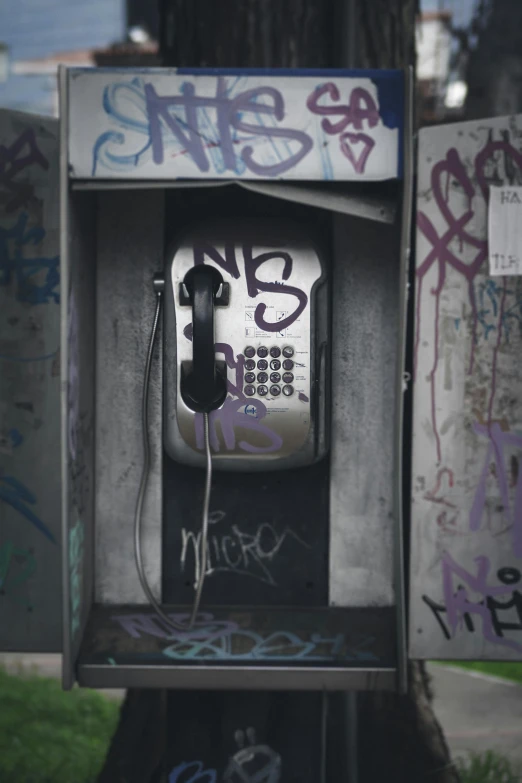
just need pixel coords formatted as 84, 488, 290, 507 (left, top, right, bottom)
282, 359, 294, 371
282, 385, 294, 396
270, 346, 281, 358
282, 346, 294, 358
244, 346, 256, 358
257, 371, 268, 383
270, 372, 281, 384
257, 359, 268, 370
257, 346, 268, 358
257, 385, 268, 396
282, 371, 294, 384
245, 359, 256, 371
270, 359, 281, 371
270, 385, 281, 396
245, 372, 256, 384
244, 385, 256, 396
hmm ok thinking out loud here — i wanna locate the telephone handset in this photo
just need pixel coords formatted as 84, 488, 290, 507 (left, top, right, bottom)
163, 221, 330, 470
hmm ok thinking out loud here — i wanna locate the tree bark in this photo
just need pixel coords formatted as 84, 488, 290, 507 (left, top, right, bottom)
97, 2, 459, 781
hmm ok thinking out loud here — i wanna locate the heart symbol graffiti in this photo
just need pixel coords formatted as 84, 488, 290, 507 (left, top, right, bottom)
339, 132, 375, 174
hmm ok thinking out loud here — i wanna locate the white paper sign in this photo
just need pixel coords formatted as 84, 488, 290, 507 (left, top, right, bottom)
488, 186, 522, 275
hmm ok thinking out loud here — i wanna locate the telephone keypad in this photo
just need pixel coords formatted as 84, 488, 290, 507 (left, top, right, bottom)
243, 346, 297, 400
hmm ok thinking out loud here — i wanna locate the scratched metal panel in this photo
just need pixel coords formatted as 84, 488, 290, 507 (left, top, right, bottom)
410, 116, 522, 659
94, 189, 164, 604
0, 109, 61, 652
328, 213, 400, 607
66, 68, 404, 181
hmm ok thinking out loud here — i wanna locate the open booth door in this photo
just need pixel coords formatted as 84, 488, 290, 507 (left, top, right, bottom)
0, 109, 61, 653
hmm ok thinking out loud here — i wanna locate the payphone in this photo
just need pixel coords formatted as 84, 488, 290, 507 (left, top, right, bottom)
136, 221, 330, 625
60, 65, 411, 692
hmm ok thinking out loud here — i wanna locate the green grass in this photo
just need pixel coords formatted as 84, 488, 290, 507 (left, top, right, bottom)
456, 751, 521, 783
438, 660, 522, 685
0, 666, 119, 783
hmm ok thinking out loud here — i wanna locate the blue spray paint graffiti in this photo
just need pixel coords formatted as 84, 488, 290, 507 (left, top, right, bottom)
169, 761, 217, 783
69, 518, 84, 638
0, 211, 59, 305
0, 473, 56, 544
111, 611, 379, 663
168, 729, 281, 783
92, 76, 313, 177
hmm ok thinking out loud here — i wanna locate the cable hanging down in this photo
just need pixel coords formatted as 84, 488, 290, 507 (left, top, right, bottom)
134, 281, 213, 633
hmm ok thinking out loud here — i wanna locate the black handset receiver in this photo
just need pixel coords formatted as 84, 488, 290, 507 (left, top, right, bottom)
179, 265, 229, 414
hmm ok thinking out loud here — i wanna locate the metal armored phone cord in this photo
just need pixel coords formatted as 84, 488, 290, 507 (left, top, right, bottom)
190, 410, 212, 627
134, 281, 212, 632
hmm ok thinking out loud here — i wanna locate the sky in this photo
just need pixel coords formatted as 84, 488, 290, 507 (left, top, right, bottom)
421, 0, 478, 27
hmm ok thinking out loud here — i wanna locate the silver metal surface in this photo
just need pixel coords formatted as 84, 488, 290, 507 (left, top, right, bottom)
0, 109, 61, 652
133, 289, 187, 633
66, 69, 402, 182
78, 663, 396, 691
239, 182, 396, 225
328, 212, 398, 608
410, 112, 522, 661
95, 189, 164, 605
72, 180, 396, 225
393, 67, 413, 694
189, 411, 212, 626
164, 221, 328, 471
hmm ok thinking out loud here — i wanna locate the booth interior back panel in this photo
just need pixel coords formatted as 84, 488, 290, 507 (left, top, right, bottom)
94, 190, 165, 604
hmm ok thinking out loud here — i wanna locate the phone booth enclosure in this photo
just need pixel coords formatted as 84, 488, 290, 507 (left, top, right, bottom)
60, 67, 411, 691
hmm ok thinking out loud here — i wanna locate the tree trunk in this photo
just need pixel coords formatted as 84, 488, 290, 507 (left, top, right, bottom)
97, 2, 459, 781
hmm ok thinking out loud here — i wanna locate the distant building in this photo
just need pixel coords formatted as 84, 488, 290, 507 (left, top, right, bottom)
0, 0, 126, 116
416, 10, 452, 125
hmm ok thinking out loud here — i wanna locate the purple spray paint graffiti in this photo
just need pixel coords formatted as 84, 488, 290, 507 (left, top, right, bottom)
306, 82, 379, 174
416, 138, 522, 462
423, 552, 522, 653
145, 78, 313, 177
89, 74, 396, 179
189, 240, 309, 453
414, 127, 522, 655
470, 422, 522, 557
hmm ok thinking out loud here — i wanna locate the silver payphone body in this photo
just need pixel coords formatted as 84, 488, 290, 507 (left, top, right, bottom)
163, 222, 329, 471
